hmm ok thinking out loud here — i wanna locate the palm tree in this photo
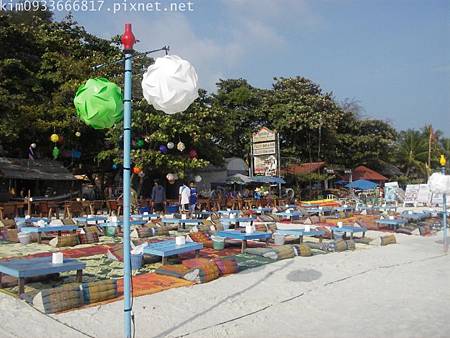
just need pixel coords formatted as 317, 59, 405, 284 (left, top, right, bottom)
441, 138, 450, 165
396, 130, 429, 177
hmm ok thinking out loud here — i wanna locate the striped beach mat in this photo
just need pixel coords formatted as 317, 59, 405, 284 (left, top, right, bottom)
32, 282, 82, 314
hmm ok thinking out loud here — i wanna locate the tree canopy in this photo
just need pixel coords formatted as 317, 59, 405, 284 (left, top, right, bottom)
0, 9, 448, 191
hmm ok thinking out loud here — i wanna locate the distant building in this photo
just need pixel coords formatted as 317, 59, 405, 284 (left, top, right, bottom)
193, 157, 249, 191
0, 157, 77, 201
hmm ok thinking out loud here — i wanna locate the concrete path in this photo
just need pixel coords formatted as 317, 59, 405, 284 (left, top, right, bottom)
1, 231, 449, 338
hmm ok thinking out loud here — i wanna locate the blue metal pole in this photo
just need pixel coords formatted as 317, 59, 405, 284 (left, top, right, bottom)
121, 23, 135, 338
123, 52, 133, 337
441, 166, 448, 253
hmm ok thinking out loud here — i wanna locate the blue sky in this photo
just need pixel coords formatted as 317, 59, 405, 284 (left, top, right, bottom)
59, 0, 449, 135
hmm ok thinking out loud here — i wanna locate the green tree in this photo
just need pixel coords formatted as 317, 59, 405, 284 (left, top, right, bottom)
262, 77, 344, 163
334, 114, 397, 168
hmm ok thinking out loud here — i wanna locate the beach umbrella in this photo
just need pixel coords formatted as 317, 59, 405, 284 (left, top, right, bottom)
73, 77, 123, 129
141, 55, 199, 114
345, 179, 377, 190
226, 173, 252, 185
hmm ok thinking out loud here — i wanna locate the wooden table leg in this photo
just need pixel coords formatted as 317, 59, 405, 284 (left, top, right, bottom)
162, 257, 167, 265
195, 250, 200, 258
241, 240, 247, 254
0, 272, 3, 288
76, 270, 83, 283
319, 236, 323, 243
18, 277, 25, 296
299, 236, 304, 244
37, 233, 42, 244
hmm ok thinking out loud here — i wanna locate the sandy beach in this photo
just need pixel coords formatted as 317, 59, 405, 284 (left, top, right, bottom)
1, 228, 449, 338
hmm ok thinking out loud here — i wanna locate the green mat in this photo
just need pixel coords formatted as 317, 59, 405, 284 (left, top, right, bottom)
227, 254, 274, 271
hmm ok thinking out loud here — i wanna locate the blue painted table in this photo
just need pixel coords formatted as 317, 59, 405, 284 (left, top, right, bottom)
130, 214, 159, 221
376, 219, 407, 230
143, 240, 203, 264
74, 216, 108, 225
218, 210, 241, 216
15, 217, 49, 224
252, 208, 273, 214
276, 228, 325, 243
191, 211, 213, 219
400, 211, 431, 222
273, 211, 302, 220
20, 225, 78, 243
0, 256, 85, 296
216, 230, 272, 253
331, 226, 367, 239
161, 218, 204, 230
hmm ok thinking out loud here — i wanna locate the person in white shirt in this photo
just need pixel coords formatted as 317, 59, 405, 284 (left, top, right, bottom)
179, 182, 191, 212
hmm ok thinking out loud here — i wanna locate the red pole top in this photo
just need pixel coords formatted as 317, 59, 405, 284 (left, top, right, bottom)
121, 23, 136, 51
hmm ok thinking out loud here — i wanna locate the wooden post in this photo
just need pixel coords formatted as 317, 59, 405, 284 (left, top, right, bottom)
27, 190, 31, 217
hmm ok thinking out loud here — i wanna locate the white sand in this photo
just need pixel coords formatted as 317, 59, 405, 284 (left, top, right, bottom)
1, 230, 449, 338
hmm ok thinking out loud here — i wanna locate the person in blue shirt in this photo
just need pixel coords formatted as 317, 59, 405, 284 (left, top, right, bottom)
189, 181, 198, 213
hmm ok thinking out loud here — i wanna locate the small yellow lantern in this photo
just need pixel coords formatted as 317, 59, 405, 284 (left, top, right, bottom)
50, 134, 59, 143
440, 155, 447, 167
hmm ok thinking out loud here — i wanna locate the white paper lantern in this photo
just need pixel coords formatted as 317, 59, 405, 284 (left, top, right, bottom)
75, 131, 81, 137
166, 173, 175, 181
167, 142, 175, 149
194, 175, 202, 183
428, 173, 450, 194
177, 141, 185, 152
141, 55, 199, 114
31, 143, 37, 149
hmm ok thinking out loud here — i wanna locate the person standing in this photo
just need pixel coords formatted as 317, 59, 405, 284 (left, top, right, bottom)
151, 180, 166, 213
189, 181, 198, 213
179, 181, 191, 212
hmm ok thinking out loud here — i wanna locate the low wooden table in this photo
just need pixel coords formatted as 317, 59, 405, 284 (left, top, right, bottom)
161, 218, 204, 230
331, 226, 367, 239
276, 229, 325, 243
216, 230, 272, 253
143, 240, 203, 264
0, 257, 85, 296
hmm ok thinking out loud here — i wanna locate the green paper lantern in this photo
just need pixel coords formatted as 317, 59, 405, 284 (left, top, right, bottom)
52, 146, 60, 159
136, 139, 145, 148
73, 78, 124, 129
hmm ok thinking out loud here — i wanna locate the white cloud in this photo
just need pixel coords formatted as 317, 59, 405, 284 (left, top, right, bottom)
89, 1, 323, 91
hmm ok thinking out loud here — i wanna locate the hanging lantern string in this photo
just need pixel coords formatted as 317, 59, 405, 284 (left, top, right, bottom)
92, 46, 170, 71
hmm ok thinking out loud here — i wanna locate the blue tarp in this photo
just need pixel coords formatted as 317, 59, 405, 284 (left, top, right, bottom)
225, 174, 286, 185
345, 179, 378, 190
